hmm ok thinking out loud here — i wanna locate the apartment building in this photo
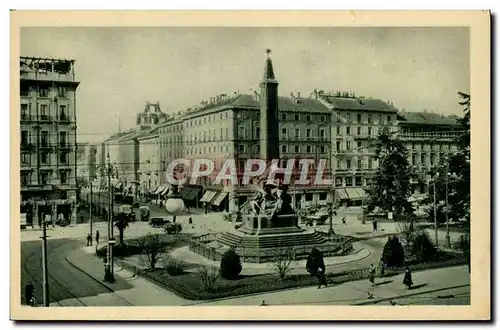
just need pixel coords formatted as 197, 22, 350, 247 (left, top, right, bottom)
19, 56, 80, 224
138, 126, 160, 197
316, 91, 400, 206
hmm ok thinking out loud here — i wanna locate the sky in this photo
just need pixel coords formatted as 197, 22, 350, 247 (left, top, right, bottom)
20, 27, 470, 143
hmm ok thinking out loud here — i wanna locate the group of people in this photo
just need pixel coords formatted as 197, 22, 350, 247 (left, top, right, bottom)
86, 230, 100, 247
368, 259, 413, 289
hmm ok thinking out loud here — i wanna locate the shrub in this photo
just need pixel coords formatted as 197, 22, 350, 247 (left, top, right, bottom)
199, 265, 218, 292
453, 233, 470, 273
382, 236, 405, 267
411, 231, 437, 262
219, 249, 242, 280
272, 247, 294, 280
163, 256, 188, 275
136, 233, 167, 269
165, 223, 182, 234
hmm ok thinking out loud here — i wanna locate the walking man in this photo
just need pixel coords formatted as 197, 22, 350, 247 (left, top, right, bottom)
25, 281, 34, 305
95, 230, 100, 245
86, 234, 92, 246
369, 264, 376, 286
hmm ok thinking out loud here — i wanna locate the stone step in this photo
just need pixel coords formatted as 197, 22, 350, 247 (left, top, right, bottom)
216, 231, 328, 250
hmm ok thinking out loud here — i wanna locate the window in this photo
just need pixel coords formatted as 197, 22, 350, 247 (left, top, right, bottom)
346, 141, 351, 150
421, 154, 426, 164
41, 152, 49, 164
368, 127, 372, 136
60, 171, 67, 184
21, 153, 30, 165
225, 145, 228, 152
294, 145, 300, 153
335, 177, 343, 187
306, 145, 312, 153
306, 129, 312, 139
320, 129, 326, 140
346, 126, 351, 135
281, 128, 287, 137
256, 145, 260, 153
387, 115, 391, 123
21, 85, 29, 97
305, 194, 313, 202
59, 132, 67, 146
357, 159, 362, 169
59, 105, 67, 120
21, 104, 28, 119
281, 113, 287, 121
306, 115, 311, 121
238, 144, 245, 152
319, 193, 327, 200
320, 115, 325, 122
57, 86, 68, 98
336, 160, 342, 170
412, 153, 417, 165
21, 131, 29, 146
41, 131, 48, 147
39, 88, 49, 97
294, 114, 299, 121
345, 176, 353, 186
21, 173, 29, 185
294, 128, 300, 139
336, 126, 341, 135
368, 114, 372, 124
357, 141, 362, 149
320, 145, 326, 153
41, 173, 49, 185
357, 114, 362, 123
336, 112, 341, 122
40, 104, 48, 119
355, 176, 363, 186
238, 126, 245, 139
336, 141, 341, 151
346, 113, 351, 122
346, 159, 351, 169
368, 157, 373, 169
225, 128, 228, 138
239, 160, 245, 170
357, 126, 361, 135
430, 153, 435, 166
255, 127, 260, 139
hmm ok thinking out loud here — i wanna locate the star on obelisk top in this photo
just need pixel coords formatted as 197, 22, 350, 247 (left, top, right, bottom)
266, 48, 272, 57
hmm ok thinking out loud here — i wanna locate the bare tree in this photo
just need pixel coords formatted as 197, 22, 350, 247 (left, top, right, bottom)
136, 233, 166, 269
271, 246, 294, 279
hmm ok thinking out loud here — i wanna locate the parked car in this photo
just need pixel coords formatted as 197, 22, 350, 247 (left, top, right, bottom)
149, 216, 170, 228
139, 206, 150, 222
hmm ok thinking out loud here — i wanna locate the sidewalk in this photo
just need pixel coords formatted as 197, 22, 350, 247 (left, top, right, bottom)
65, 245, 193, 306
191, 265, 470, 306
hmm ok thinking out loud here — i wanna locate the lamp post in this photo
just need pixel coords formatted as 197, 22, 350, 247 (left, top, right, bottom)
444, 169, 451, 248
165, 184, 185, 225
103, 154, 116, 283
431, 175, 439, 246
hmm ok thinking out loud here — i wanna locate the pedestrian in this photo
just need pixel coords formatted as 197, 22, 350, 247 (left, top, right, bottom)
25, 281, 34, 305
403, 267, 413, 289
372, 220, 378, 232
342, 216, 346, 225
368, 264, 376, 286
86, 234, 92, 246
379, 258, 386, 277
260, 300, 267, 306
95, 230, 100, 245
306, 247, 327, 289
188, 217, 194, 229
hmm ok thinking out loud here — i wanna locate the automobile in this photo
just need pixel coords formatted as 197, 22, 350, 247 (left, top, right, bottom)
149, 216, 171, 228
139, 206, 150, 222
164, 222, 182, 234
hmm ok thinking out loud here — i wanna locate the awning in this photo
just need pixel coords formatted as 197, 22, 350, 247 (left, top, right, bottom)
149, 185, 158, 194
182, 187, 201, 201
345, 188, 366, 201
336, 188, 349, 200
160, 185, 171, 195
154, 185, 165, 195
114, 182, 123, 189
125, 183, 132, 190
200, 191, 218, 203
211, 192, 228, 206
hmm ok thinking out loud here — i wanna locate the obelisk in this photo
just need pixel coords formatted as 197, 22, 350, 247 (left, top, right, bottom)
259, 49, 280, 165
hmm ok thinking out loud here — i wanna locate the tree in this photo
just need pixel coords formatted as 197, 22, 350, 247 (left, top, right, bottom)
219, 249, 242, 280
114, 212, 130, 245
365, 128, 415, 217
271, 246, 294, 279
136, 233, 166, 269
411, 231, 437, 262
453, 233, 470, 273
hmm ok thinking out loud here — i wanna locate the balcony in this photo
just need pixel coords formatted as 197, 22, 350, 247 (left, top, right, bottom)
39, 115, 53, 123
59, 116, 71, 123
398, 132, 458, 141
58, 142, 71, 150
20, 143, 34, 151
353, 134, 376, 140
20, 115, 33, 123
20, 70, 75, 83
40, 143, 53, 151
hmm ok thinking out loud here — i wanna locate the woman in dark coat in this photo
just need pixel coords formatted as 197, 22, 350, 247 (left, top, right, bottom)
306, 248, 327, 289
403, 267, 413, 289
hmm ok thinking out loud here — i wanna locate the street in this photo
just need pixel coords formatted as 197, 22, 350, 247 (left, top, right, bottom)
21, 238, 133, 306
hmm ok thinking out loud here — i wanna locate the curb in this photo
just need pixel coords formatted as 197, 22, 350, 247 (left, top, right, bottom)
353, 284, 470, 306
64, 252, 116, 293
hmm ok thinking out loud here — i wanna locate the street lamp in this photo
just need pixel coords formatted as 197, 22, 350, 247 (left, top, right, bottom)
165, 184, 185, 224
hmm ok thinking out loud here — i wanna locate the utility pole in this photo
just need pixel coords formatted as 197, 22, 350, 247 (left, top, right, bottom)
432, 178, 439, 246
444, 167, 451, 248
89, 182, 93, 246
104, 155, 115, 282
41, 220, 49, 307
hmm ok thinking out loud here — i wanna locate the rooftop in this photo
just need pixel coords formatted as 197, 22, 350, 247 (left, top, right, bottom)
397, 111, 460, 126
318, 91, 398, 113
20, 56, 77, 82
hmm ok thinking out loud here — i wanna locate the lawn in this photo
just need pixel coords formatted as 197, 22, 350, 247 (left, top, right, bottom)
135, 250, 468, 301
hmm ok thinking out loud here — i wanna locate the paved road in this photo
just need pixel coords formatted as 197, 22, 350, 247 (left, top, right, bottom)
21, 238, 133, 306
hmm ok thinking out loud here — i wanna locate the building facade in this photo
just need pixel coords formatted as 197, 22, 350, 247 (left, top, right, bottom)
20, 56, 80, 224
138, 126, 160, 197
